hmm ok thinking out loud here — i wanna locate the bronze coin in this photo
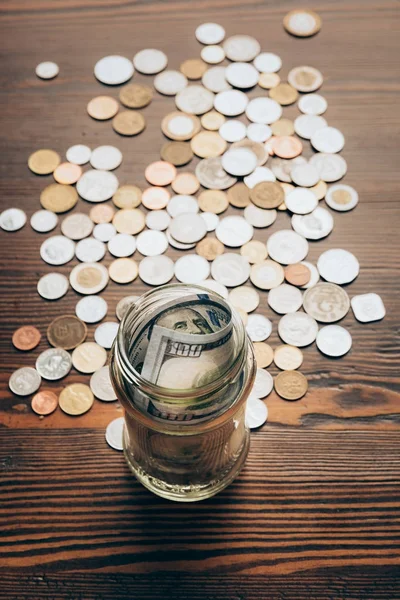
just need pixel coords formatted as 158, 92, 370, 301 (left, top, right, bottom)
250, 181, 284, 209
196, 237, 224, 261
284, 263, 311, 287
12, 326, 41, 351
87, 96, 119, 120
274, 370, 308, 400
113, 185, 142, 209
89, 204, 115, 224
113, 111, 146, 136
40, 183, 78, 213
47, 315, 87, 350
160, 141, 193, 166
119, 83, 153, 108
227, 183, 250, 208
269, 83, 299, 105
31, 390, 58, 416
271, 118, 295, 137
180, 58, 208, 80
28, 149, 61, 175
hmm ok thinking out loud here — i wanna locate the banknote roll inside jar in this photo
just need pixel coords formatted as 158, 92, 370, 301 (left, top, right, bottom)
110, 284, 256, 502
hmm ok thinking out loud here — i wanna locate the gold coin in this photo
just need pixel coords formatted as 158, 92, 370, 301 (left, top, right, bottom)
40, 183, 78, 213
201, 111, 226, 131
109, 258, 138, 284
160, 141, 193, 166
241, 240, 267, 264
161, 111, 201, 141
113, 185, 142, 209
274, 345, 303, 371
191, 131, 227, 158
113, 111, 146, 136
71, 343, 107, 374
227, 183, 250, 208
271, 118, 295, 137
310, 180, 327, 200
113, 208, 145, 234
119, 83, 153, 108
59, 383, 94, 416
47, 315, 87, 350
228, 286, 260, 313
258, 73, 280, 89
180, 58, 207, 79
274, 370, 308, 400
196, 237, 224, 261
253, 342, 274, 368
283, 9, 322, 37
28, 149, 61, 175
87, 96, 119, 120
250, 181, 284, 209
198, 190, 228, 214
269, 83, 298, 105
171, 173, 200, 195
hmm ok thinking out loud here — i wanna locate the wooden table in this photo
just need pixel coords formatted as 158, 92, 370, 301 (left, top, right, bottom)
1, 1, 399, 597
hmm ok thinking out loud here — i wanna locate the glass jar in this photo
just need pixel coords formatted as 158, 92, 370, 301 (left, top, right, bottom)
110, 284, 256, 502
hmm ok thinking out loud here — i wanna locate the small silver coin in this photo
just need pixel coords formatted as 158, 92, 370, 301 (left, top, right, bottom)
278, 312, 318, 347
168, 214, 206, 244
291, 207, 334, 240
94, 321, 119, 349
36, 348, 72, 380
0, 208, 27, 231
30, 210, 58, 233
36, 61, 59, 79
66, 144, 91, 165
196, 22, 226, 45
145, 210, 171, 231
136, 230, 169, 256
93, 223, 117, 243
76, 295, 108, 323
133, 48, 167, 74
90, 146, 123, 171
268, 284, 303, 314
139, 255, 175, 286
9, 367, 41, 396
108, 233, 136, 257
37, 272, 69, 300
267, 230, 309, 264
75, 237, 106, 262
154, 70, 187, 95
174, 254, 210, 283
316, 325, 352, 357
105, 416, 125, 451
90, 365, 117, 401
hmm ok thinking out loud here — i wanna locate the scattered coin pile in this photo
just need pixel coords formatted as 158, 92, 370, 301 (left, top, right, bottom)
2, 14, 386, 444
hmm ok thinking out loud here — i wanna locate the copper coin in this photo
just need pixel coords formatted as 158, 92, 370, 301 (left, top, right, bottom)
196, 237, 224, 261
253, 342, 274, 368
141, 187, 170, 210
284, 263, 311, 286
171, 172, 200, 195
87, 96, 119, 120
119, 83, 153, 108
28, 149, 61, 175
250, 181, 284, 209
53, 162, 82, 185
145, 161, 177, 186
180, 58, 208, 80
269, 83, 299, 105
258, 73, 280, 89
198, 190, 228, 214
47, 315, 87, 350
89, 204, 115, 224
12, 326, 41, 351
160, 141, 193, 166
113, 185, 142, 209
40, 184, 78, 213
271, 136, 303, 159
227, 183, 250, 208
271, 118, 294, 137
201, 110, 226, 131
31, 390, 58, 416
113, 110, 146, 136
161, 111, 201, 141
274, 370, 308, 400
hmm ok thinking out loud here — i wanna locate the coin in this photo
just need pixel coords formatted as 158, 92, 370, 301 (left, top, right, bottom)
174, 255, 210, 284
76, 295, 108, 323
90, 146, 122, 171
196, 157, 237, 190
76, 237, 106, 262
40, 183, 78, 213
241, 240, 267, 264
37, 272, 69, 300
214, 89, 248, 117
351, 293, 386, 323
108, 233, 136, 258
113, 185, 142, 209
252, 368, 274, 398
250, 181, 284, 209
53, 162, 82, 185
94, 321, 119, 349
311, 126, 345, 154
47, 315, 87, 349
201, 45, 225, 64
40, 235, 75, 265
59, 383, 94, 415
167, 195, 199, 217
61, 213, 93, 240
113, 111, 146, 136
227, 183, 250, 208
285, 188, 318, 214
245, 97, 282, 124
325, 184, 359, 212
28, 149, 61, 175
90, 366, 117, 402
66, 144, 91, 165
274, 345, 303, 370
91, 223, 116, 243
145, 161, 176, 186
180, 58, 208, 80
211, 253, 250, 287
271, 118, 294, 137
105, 416, 125, 450
246, 314, 272, 342
288, 66, 323, 92
116, 295, 139, 320
294, 114, 327, 140
136, 230, 168, 256
196, 22, 226, 45
269, 283, 303, 314
247, 123, 272, 143
161, 111, 201, 141
250, 259, 284, 289
89, 204, 115, 224
223, 35, 261, 61
269, 83, 298, 105
219, 120, 247, 143
303, 282, 350, 323
216, 215, 253, 247
298, 93, 327, 116
317, 249, 359, 284
70, 262, 109, 295
225, 62, 259, 88
284, 263, 311, 286
30, 209, 58, 233
141, 187, 170, 210
119, 83, 153, 108
154, 70, 188, 95
175, 85, 214, 115
291, 163, 320, 187
109, 257, 138, 283
36, 61, 59, 79
253, 52, 282, 73
229, 286, 259, 312
245, 395, 268, 429
283, 9, 322, 37
194, 237, 223, 261
253, 342, 274, 368
267, 230, 309, 265
198, 190, 228, 214
309, 153, 347, 182
36, 348, 72, 380
72, 342, 107, 374
316, 325, 352, 357
113, 208, 145, 235
94, 55, 134, 85
258, 72, 280, 89
278, 312, 318, 347
77, 170, 119, 202
191, 131, 227, 158
160, 141, 193, 166
292, 207, 334, 240
171, 172, 200, 195
12, 326, 41, 351
274, 370, 308, 400
138, 255, 175, 286
9, 367, 41, 396
222, 148, 258, 176
271, 136, 303, 159
202, 66, 232, 93
31, 390, 58, 415
87, 96, 119, 120
201, 110, 226, 131
133, 48, 167, 74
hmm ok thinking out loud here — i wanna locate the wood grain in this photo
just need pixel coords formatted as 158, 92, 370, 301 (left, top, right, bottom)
0, 0, 399, 597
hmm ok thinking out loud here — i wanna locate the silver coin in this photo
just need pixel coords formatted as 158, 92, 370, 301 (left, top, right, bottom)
325, 184, 359, 212
244, 204, 277, 228
90, 146, 122, 171
146, 210, 171, 231
76, 237, 106, 262
291, 207, 334, 239
61, 213, 93, 240
40, 235, 75, 265
139, 255, 175, 286
247, 123, 272, 143
93, 223, 117, 242
200, 212, 219, 232
268, 284, 303, 314
196, 22, 226, 45
253, 52, 282, 73
316, 325, 352, 357
222, 148, 258, 176
169, 214, 207, 244
223, 35, 261, 62
197, 278, 229, 299
271, 157, 306, 183
166, 228, 195, 250
0, 208, 27, 231
36, 61, 59, 79
196, 157, 237, 190
318, 249, 359, 284
175, 85, 214, 115
154, 70, 187, 95
245, 395, 268, 429
94, 55, 134, 85
66, 144, 91, 165
251, 368, 274, 398
311, 126, 345, 153
76, 295, 108, 323
167, 195, 199, 217
90, 366, 117, 401
219, 120, 247, 142
164, 113, 197, 138
30, 209, 58, 233
303, 282, 350, 323
136, 230, 169, 256
288, 66, 323, 92
108, 233, 136, 257
37, 272, 69, 300
36, 348, 72, 380
300, 261, 320, 289
216, 215, 253, 247
70, 262, 109, 295
294, 114, 328, 139
214, 89, 248, 116
133, 48, 167, 74
245, 97, 282, 124
225, 62, 259, 88
278, 312, 318, 347
298, 93, 327, 116
244, 166, 276, 188
246, 314, 272, 342
290, 163, 320, 187
202, 66, 231, 93
211, 253, 250, 287
267, 230, 309, 264
309, 153, 347, 182
174, 254, 210, 283
77, 169, 119, 202
105, 416, 125, 451
201, 45, 225, 65
9, 367, 41, 396
94, 321, 119, 349
285, 188, 318, 214
250, 260, 284, 290
116, 295, 140, 321
351, 293, 386, 323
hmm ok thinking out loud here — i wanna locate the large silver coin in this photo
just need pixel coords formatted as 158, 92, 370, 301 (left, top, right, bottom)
146, 210, 171, 231
133, 48, 167, 74
285, 188, 318, 214
225, 62, 259, 88
167, 195, 199, 217
90, 146, 122, 171
108, 233, 136, 258
294, 114, 327, 139
0, 208, 27, 231
303, 282, 350, 322
211, 253, 250, 287
214, 89, 248, 116
9, 367, 41, 396
317, 249, 359, 284
66, 144, 91, 165
90, 366, 117, 401
174, 254, 210, 284
267, 230, 308, 264
309, 153, 347, 182
216, 215, 253, 246
36, 348, 72, 380
139, 255, 175, 286
298, 93, 327, 116
278, 312, 318, 347
221, 148, 258, 176
268, 284, 303, 314
61, 213, 93, 240
37, 272, 69, 300
223, 35, 261, 62
136, 230, 169, 256
77, 169, 119, 202
196, 22, 226, 45
169, 214, 207, 244
244, 204, 277, 228
291, 207, 334, 240
316, 325, 352, 357
40, 235, 75, 265
311, 126, 345, 154
94, 55, 134, 85
245, 97, 282, 124
251, 368, 274, 398
154, 70, 187, 95
175, 85, 214, 115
